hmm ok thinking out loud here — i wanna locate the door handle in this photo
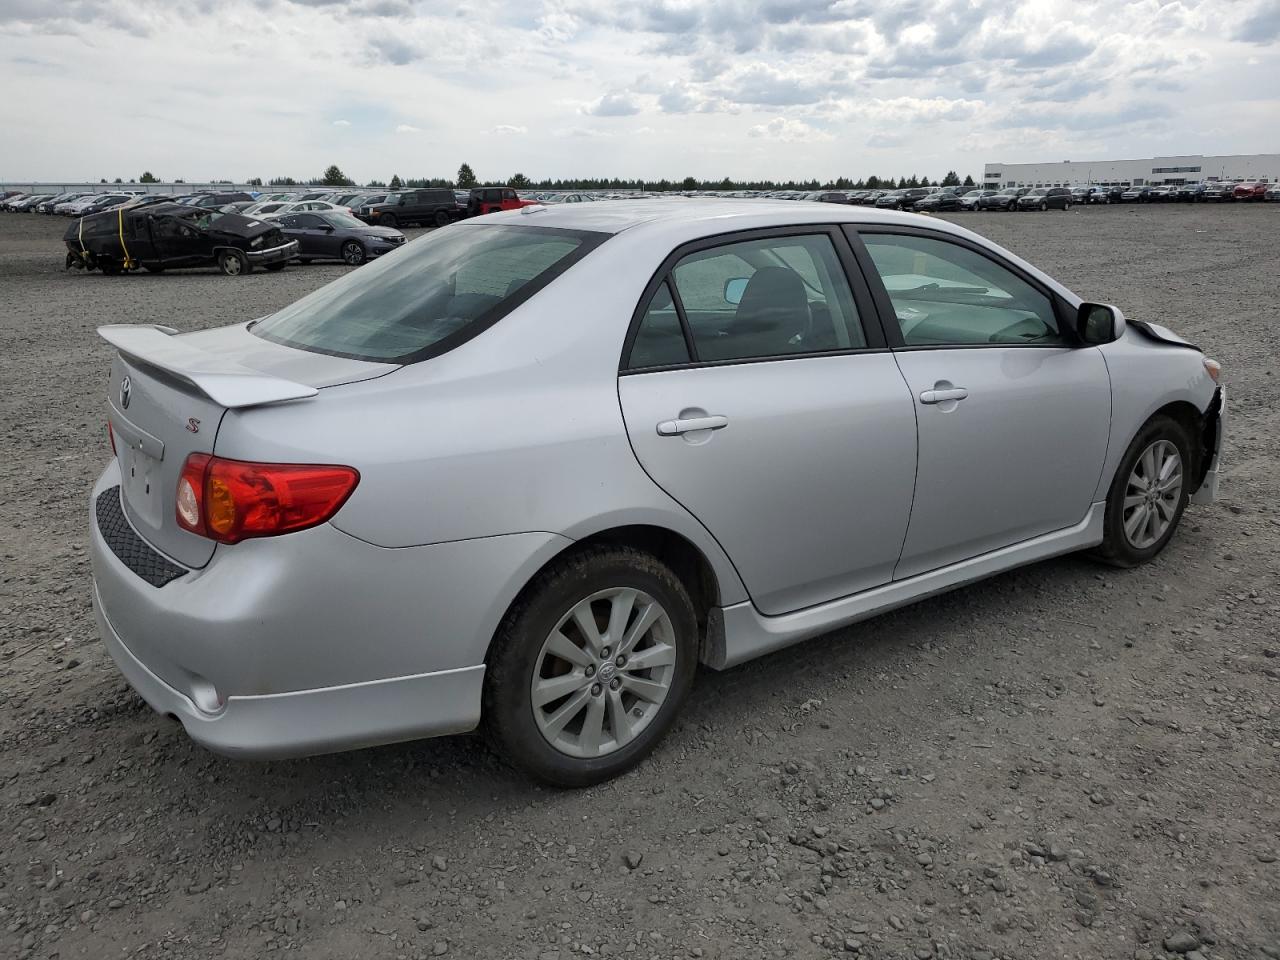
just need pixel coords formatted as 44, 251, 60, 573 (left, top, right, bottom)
919, 387, 968, 404
656, 415, 728, 436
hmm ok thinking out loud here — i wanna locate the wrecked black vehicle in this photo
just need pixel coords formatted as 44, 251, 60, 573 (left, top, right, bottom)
64, 203, 298, 276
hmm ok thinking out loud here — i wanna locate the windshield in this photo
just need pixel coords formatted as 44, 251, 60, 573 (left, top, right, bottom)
176, 208, 228, 228
320, 213, 366, 229
381, 193, 402, 204
253, 224, 607, 363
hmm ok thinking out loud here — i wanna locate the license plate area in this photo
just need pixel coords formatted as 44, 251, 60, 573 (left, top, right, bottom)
119, 444, 162, 528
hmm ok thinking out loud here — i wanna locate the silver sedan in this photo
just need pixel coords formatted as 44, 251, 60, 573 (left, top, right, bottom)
89, 200, 1225, 785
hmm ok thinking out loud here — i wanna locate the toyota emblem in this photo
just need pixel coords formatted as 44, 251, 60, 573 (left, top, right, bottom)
119, 375, 132, 410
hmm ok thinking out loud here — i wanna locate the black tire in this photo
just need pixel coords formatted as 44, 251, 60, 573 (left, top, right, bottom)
378, 213, 397, 227
341, 240, 366, 266
298, 258, 313, 265
1064, 201, 1072, 210
483, 546, 699, 787
1092, 415, 1194, 568
218, 250, 249, 276
264, 262, 286, 272
434, 209, 450, 227
144, 265, 164, 273
1040, 201, 1048, 211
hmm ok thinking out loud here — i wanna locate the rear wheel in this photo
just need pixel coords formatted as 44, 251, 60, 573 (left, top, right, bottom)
1093, 416, 1193, 567
483, 547, 698, 787
378, 213, 397, 227
218, 250, 249, 276
434, 209, 450, 227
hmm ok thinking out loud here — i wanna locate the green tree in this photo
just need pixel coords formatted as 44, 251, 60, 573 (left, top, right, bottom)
941, 170, 961, 186
508, 172, 530, 188
962, 174, 975, 187
246, 177, 263, 187
321, 164, 352, 186
113, 177, 123, 184
366, 179, 386, 188
389, 174, 403, 190
269, 176, 298, 186
456, 163, 477, 188
681, 176, 698, 190
139, 171, 159, 183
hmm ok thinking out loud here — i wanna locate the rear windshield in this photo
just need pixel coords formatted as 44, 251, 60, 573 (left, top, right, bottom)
252, 224, 607, 363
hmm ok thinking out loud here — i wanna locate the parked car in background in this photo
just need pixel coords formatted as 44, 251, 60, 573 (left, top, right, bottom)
277, 210, 407, 265
65, 203, 297, 276
811, 192, 849, 204
263, 200, 354, 219
241, 201, 291, 219
1201, 182, 1235, 202
218, 201, 260, 215
1266, 184, 1280, 201
467, 187, 540, 216
1016, 187, 1072, 211
1174, 183, 1205, 202
356, 188, 458, 227
296, 192, 332, 201
80, 193, 140, 216
1146, 185, 1175, 202
914, 188, 964, 212
1070, 186, 1093, 205
1233, 181, 1268, 201
193, 192, 254, 208
9, 194, 52, 211
958, 189, 996, 210
87, 199, 1225, 785
1120, 185, 1154, 203
976, 187, 1027, 211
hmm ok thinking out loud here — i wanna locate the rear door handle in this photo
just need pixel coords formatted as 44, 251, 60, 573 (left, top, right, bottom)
656, 415, 728, 436
919, 387, 968, 404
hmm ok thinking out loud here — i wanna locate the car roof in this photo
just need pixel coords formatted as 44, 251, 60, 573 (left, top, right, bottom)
467, 197, 973, 239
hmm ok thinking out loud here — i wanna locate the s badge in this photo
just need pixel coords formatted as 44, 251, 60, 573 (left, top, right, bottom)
186, 418, 200, 434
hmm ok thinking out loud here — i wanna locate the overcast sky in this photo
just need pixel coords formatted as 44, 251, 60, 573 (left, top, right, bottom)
2, 0, 1277, 185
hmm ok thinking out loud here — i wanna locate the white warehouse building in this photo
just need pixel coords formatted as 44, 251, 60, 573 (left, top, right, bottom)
982, 153, 1280, 189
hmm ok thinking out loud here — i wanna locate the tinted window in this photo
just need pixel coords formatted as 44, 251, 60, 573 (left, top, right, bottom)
861, 234, 1064, 347
627, 281, 690, 369
667, 234, 864, 363
320, 213, 366, 229
276, 215, 302, 228
253, 225, 605, 363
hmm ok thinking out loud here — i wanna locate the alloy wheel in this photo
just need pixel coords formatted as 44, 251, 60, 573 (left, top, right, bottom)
342, 241, 365, 265
530, 587, 677, 759
1122, 439, 1183, 549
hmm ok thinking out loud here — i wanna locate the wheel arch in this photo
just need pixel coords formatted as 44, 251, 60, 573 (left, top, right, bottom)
485, 523, 729, 669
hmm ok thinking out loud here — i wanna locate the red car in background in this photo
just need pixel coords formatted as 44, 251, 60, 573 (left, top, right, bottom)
1233, 181, 1268, 201
467, 187, 540, 216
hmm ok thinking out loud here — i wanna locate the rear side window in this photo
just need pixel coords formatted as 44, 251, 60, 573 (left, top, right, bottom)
628, 281, 690, 369
253, 225, 608, 363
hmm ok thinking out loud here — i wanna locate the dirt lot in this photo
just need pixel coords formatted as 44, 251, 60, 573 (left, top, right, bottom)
1, 205, 1277, 960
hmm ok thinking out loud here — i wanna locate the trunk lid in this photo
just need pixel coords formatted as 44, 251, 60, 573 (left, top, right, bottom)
102, 323, 394, 568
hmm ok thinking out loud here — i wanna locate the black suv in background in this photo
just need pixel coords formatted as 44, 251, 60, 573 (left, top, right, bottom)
1016, 187, 1072, 211
356, 188, 459, 227
976, 187, 1028, 211
874, 187, 933, 211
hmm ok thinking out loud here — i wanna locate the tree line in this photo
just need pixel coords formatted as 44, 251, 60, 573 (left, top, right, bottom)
91, 165, 978, 192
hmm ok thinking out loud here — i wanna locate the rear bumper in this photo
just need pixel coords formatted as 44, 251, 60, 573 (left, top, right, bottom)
88, 460, 571, 758
94, 584, 484, 759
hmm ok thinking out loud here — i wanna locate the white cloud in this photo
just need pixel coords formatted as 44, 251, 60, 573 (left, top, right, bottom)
747, 117, 832, 143
489, 124, 528, 134
394, 124, 422, 134
332, 119, 351, 127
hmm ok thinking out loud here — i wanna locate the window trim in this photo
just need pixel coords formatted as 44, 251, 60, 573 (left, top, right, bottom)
842, 225, 1082, 351
620, 224, 887, 375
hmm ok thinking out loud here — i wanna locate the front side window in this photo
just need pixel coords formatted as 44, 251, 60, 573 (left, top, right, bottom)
253, 224, 606, 363
860, 233, 1064, 347
663, 233, 865, 363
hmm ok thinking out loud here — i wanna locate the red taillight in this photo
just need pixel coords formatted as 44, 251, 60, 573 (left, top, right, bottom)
175, 454, 358, 544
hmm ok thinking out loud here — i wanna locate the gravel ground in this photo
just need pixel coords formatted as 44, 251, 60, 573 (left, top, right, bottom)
1, 206, 1277, 960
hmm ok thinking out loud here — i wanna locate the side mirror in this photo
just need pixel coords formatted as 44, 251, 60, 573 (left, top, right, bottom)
320, 225, 334, 232
1076, 302, 1122, 345
724, 277, 750, 305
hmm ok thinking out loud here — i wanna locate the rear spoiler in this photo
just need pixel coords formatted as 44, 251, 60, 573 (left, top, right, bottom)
98, 324, 318, 409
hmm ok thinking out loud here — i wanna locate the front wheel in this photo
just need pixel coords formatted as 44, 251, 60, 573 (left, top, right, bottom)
1093, 416, 1193, 567
1040, 201, 1048, 211
434, 210, 450, 227
1064, 201, 1072, 210
483, 547, 698, 787
341, 240, 366, 265
218, 250, 249, 276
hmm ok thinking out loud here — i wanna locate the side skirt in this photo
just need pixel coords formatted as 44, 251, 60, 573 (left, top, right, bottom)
705, 502, 1106, 670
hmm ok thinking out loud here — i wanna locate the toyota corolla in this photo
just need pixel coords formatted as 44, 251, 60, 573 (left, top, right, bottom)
89, 200, 1226, 785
